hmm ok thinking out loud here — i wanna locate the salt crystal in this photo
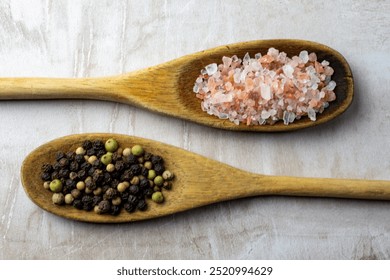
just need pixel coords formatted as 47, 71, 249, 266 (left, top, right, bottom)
268, 47, 279, 58
255, 53, 261, 59
193, 84, 199, 93
261, 110, 271, 119
326, 80, 336, 90
196, 77, 203, 83
222, 56, 232, 68
243, 52, 251, 63
205, 63, 218, 75
260, 83, 271, 100
307, 108, 316, 121
282, 64, 294, 78
299, 50, 309, 63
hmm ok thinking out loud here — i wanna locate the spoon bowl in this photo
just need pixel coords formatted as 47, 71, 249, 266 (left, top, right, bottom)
22, 133, 390, 223
1, 39, 353, 131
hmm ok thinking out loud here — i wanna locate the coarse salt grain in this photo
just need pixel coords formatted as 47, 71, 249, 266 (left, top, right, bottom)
193, 48, 337, 126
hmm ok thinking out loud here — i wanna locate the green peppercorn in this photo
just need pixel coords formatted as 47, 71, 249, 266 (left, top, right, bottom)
147, 169, 156, 180
154, 175, 164, 186
52, 193, 65, 205
105, 138, 119, 152
49, 179, 63, 193
100, 153, 112, 165
131, 145, 144, 156
151, 191, 164, 203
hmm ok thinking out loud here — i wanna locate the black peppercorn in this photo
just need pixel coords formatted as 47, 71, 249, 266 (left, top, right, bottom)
80, 162, 91, 171
75, 154, 85, 163
154, 164, 165, 175
63, 184, 73, 194
92, 140, 104, 150
66, 151, 76, 161
129, 164, 141, 176
92, 195, 103, 206
144, 152, 152, 161
92, 169, 104, 184
41, 163, 53, 173
82, 140, 92, 150
58, 157, 69, 168
127, 194, 138, 205
98, 200, 111, 213
143, 188, 154, 198
86, 148, 96, 156
56, 151, 66, 161
120, 169, 132, 181
85, 177, 96, 190
110, 205, 121, 216
69, 161, 79, 172
139, 178, 149, 189
77, 169, 87, 180
65, 178, 76, 188
104, 188, 118, 200
51, 171, 60, 180
87, 167, 96, 176
141, 167, 149, 177
69, 171, 78, 180
123, 202, 136, 213
151, 155, 163, 165
53, 162, 61, 171
136, 199, 147, 211
129, 185, 139, 195
103, 172, 112, 184
41, 172, 51, 181
96, 149, 105, 158
114, 161, 125, 172
58, 169, 70, 179
73, 199, 83, 210
120, 191, 130, 201
112, 152, 121, 162
123, 154, 137, 165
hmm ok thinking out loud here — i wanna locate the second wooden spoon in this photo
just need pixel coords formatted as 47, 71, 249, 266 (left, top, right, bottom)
0, 39, 353, 132
21, 133, 390, 223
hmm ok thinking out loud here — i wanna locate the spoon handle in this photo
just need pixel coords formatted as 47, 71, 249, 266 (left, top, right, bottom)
248, 175, 390, 200
0, 77, 121, 101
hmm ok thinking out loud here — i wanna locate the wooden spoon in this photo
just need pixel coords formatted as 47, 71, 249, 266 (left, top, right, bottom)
21, 133, 390, 223
1, 39, 353, 132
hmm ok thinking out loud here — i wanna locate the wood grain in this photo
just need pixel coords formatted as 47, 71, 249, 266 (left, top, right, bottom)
21, 133, 390, 223
0, 39, 353, 132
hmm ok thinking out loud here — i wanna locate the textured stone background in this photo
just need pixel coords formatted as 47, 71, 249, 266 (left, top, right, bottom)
0, 0, 389, 259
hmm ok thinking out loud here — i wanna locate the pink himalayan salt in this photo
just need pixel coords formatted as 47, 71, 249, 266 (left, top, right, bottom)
193, 48, 337, 126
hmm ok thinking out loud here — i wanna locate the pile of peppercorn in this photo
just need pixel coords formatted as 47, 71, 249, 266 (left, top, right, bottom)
40, 138, 174, 216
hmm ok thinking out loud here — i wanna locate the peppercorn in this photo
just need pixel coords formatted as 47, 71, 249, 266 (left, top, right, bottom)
122, 148, 131, 157
69, 171, 78, 180
66, 178, 76, 187
162, 181, 172, 190
82, 140, 92, 150
75, 147, 86, 155
77, 169, 87, 180
92, 159, 103, 169
49, 179, 63, 193
110, 205, 121, 216
162, 170, 174, 181
105, 138, 119, 152
137, 157, 144, 164
80, 162, 91, 171
111, 152, 121, 162
56, 151, 66, 161
100, 153, 112, 165
86, 148, 96, 156
41, 172, 51, 181
96, 149, 106, 158
52, 193, 65, 205
151, 155, 163, 165
129, 164, 141, 176
92, 195, 102, 206
51, 171, 60, 180
144, 152, 152, 161
82, 195, 94, 211
85, 176, 96, 190
53, 162, 61, 171
98, 200, 111, 214
139, 178, 150, 189
58, 157, 69, 168
112, 196, 122, 206
123, 202, 136, 213
117, 182, 128, 193
104, 188, 118, 200
141, 167, 148, 177
66, 151, 76, 161
154, 164, 165, 175
131, 145, 144, 156
75, 154, 85, 163
92, 169, 104, 184
129, 185, 139, 195
73, 199, 83, 210
76, 181, 85, 191
144, 161, 153, 170
152, 191, 164, 203
94, 205, 102, 214
143, 188, 154, 198
130, 176, 140, 185
136, 199, 147, 211
147, 169, 156, 180
123, 154, 138, 165
88, 155, 98, 165
41, 163, 53, 173
120, 191, 130, 201
154, 175, 164, 186
127, 194, 138, 205
64, 193, 74, 205
93, 187, 103, 196
58, 169, 69, 179
153, 186, 161, 192
120, 169, 132, 181
43, 181, 50, 190
92, 140, 105, 151
85, 187, 93, 194
71, 189, 82, 199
